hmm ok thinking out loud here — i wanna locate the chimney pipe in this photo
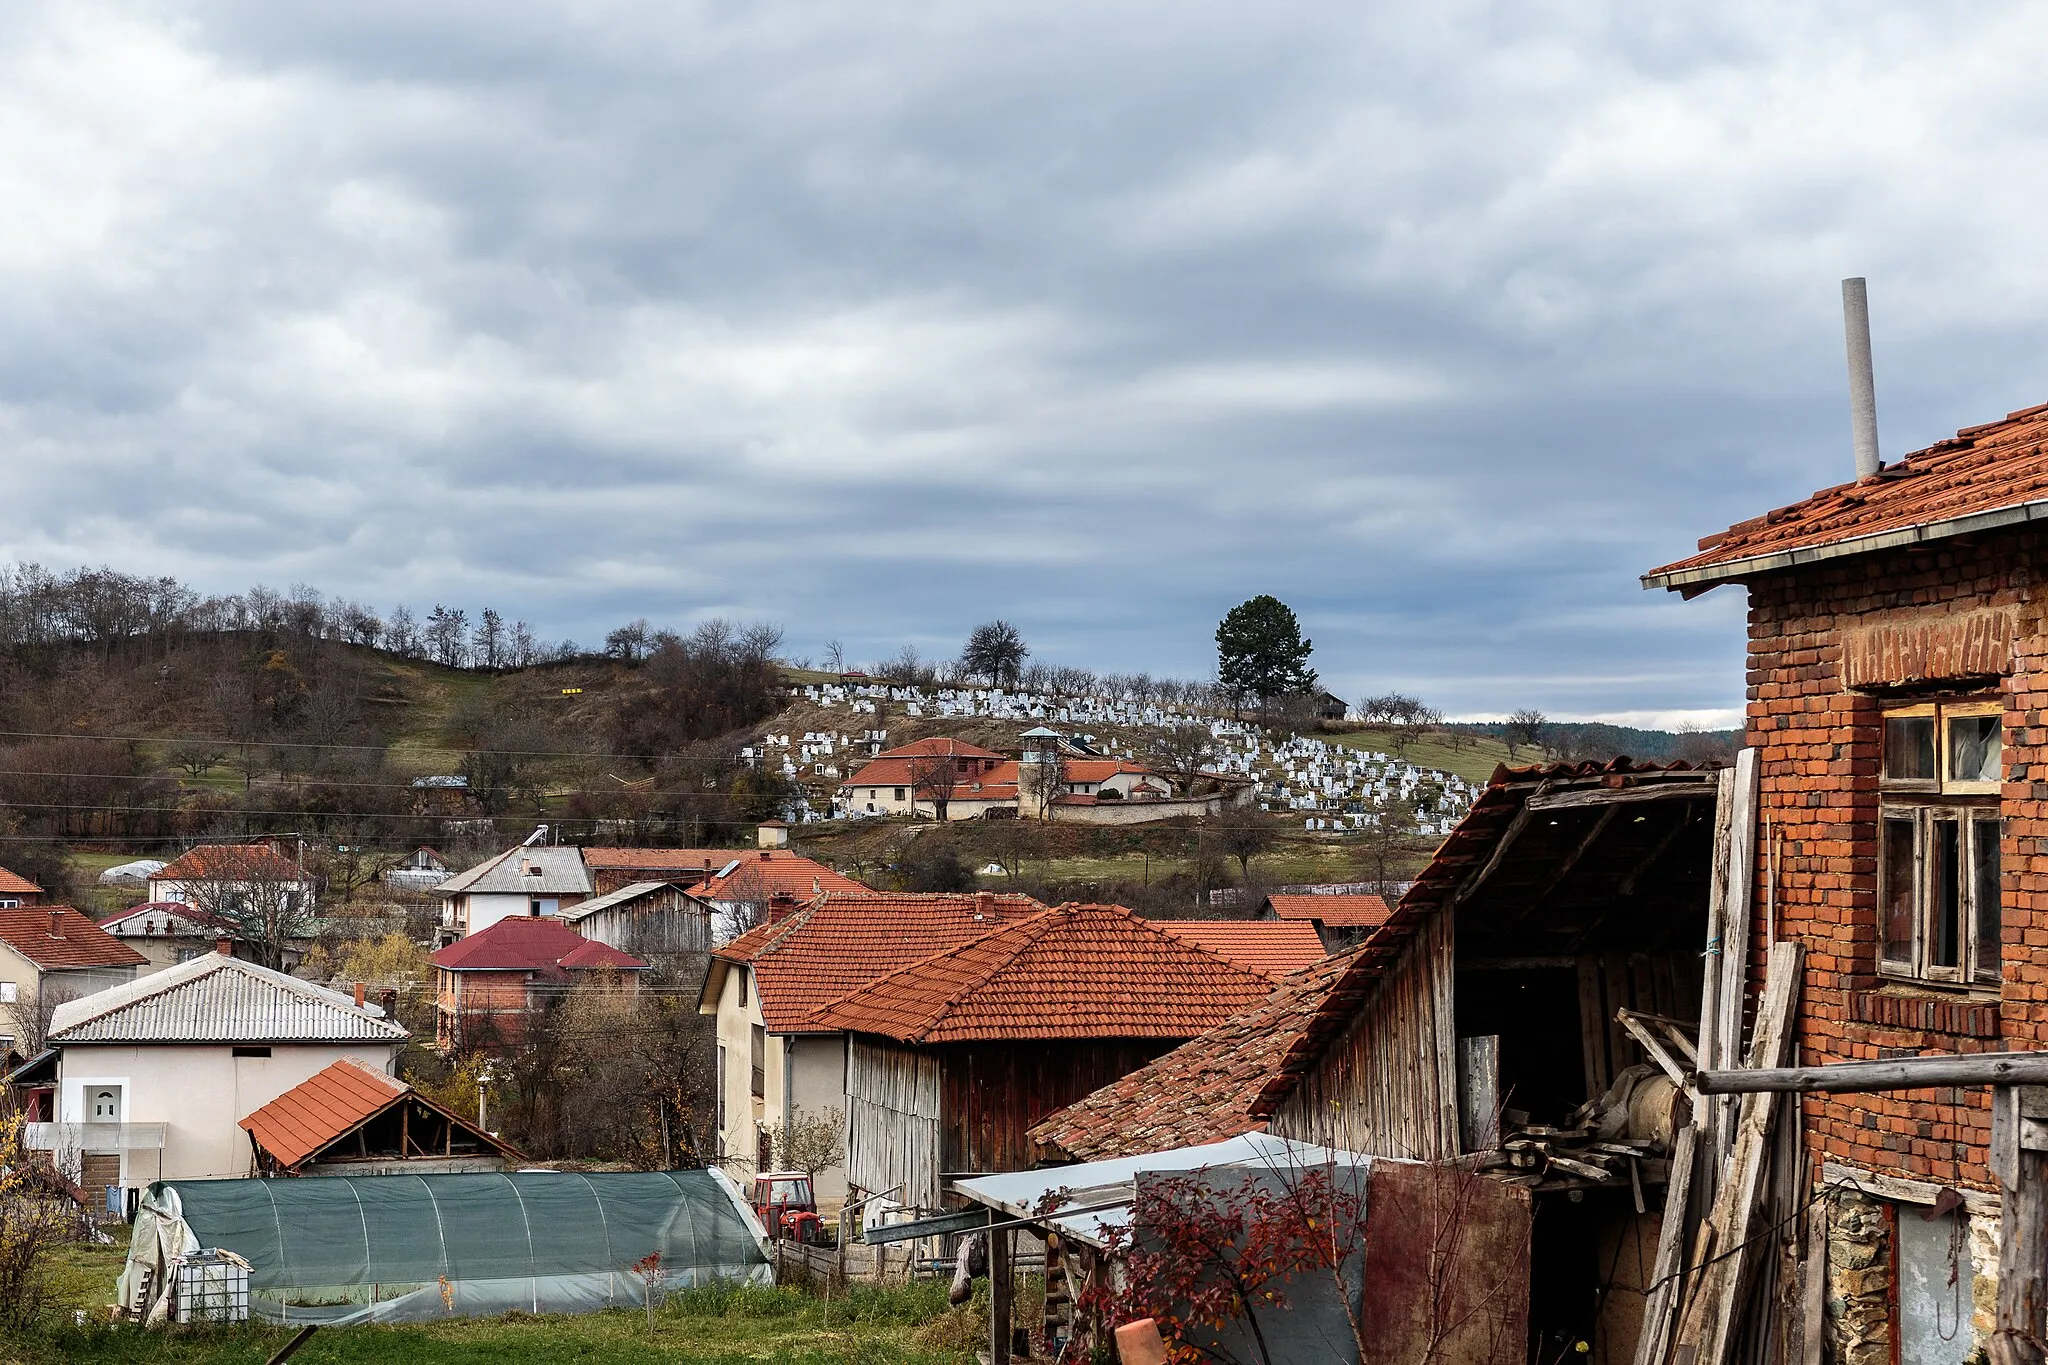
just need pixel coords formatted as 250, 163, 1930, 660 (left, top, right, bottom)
975, 890, 996, 921
353, 982, 366, 1009
216, 937, 234, 955
1842, 277, 1882, 479
48, 909, 61, 937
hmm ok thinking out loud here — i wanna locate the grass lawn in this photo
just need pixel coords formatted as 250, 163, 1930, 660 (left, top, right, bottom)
1322, 727, 1518, 788
17, 1235, 975, 1365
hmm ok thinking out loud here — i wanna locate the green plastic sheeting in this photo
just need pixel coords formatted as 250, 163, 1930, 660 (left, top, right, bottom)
126, 1169, 772, 1324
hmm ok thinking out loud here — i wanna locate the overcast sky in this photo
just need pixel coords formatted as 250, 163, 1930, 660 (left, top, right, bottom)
7, 3, 2048, 726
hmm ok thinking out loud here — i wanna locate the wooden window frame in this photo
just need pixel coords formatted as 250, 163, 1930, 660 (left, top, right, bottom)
1879, 696, 2004, 992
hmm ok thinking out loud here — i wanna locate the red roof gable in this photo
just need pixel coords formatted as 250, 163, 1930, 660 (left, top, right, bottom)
1027, 950, 1353, 1162
0, 907, 147, 970
238, 1057, 520, 1170
1156, 920, 1327, 977
1263, 894, 1391, 929
872, 737, 1007, 762
152, 844, 305, 883
698, 853, 870, 903
430, 917, 647, 975
580, 847, 748, 872
0, 865, 43, 897
1647, 400, 2048, 588
718, 891, 1046, 1033
802, 903, 1271, 1043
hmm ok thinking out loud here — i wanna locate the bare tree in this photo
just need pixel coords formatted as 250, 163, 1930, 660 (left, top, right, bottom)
772, 1106, 846, 1185
426, 605, 469, 667
167, 740, 228, 778
1, 983, 76, 1061
1211, 813, 1279, 883
1502, 709, 1547, 761
908, 750, 964, 822
960, 620, 1029, 688
510, 620, 539, 668
473, 608, 506, 669
179, 845, 316, 971
1146, 722, 1218, 798
824, 640, 846, 673
1020, 749, 1068, 821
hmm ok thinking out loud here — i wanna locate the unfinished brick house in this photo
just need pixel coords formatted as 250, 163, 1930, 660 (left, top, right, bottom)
1644, 399, 2048, 1364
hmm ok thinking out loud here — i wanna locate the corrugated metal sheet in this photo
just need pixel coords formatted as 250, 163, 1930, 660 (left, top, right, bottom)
49, 953, 409, 1044
434, 845, 591, 896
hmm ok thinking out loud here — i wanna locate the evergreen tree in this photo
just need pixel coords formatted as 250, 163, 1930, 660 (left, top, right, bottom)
1215, 595, 1316, 722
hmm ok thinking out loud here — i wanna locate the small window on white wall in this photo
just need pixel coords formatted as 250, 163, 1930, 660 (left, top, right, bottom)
0, 982, 16, 1004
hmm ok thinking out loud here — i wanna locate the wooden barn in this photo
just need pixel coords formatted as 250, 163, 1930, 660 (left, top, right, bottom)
803, 903, 1272, 1211
559, 880, 714, 960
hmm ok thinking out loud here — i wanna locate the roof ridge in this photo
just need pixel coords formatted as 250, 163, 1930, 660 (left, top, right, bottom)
799, 907, 1059, 1037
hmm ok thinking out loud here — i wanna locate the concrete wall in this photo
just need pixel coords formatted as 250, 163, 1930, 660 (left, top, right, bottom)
56, 1041, 403, 1188
787, 1032, 850, 1213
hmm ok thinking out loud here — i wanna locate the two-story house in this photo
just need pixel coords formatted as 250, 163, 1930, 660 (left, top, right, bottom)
433, 845, 592, 944
1643, 396, 2048, 1362
430, 916, 648, 1052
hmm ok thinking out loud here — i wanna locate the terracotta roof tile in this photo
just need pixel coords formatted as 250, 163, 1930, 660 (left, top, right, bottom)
698, 854, 871, 903
802, 903, 1272, 1043
1155, 920, 1327, 977
0, 865, 43, 897
1648, 402, 2048, 585
0, 907, 147, 970
430, 917, 647, 975
152, 844, 305, 883
238, 1057, 520, 1170
718, 892, 1046, 1032
579, 847, 748, 872
1263, 894, 1391, 928
1026, 950, 1355, 1161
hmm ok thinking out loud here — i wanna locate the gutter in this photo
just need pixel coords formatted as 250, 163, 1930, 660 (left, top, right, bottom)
1641, 497, 2048, 593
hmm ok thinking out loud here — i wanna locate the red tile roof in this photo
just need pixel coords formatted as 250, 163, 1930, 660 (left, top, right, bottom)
579, 847, 748, 872
873, 738, 1007, 762
0, 907, 147, 970
1646, 400, 2048, 588
1155, 920, 1327, 977
698, 853, 871, 903
802, 903, 1272, 1043
430, 917, 648, 975
152, 844, 306, 883
1027, 951, 1354, 1162
0, 865, 43, 897
238, 1057, 520, 1170
1263, 894, 1391, 929
717, 891, 1046, 1032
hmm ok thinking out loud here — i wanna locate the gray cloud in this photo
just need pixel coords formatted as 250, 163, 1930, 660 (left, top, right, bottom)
4, 1, 2047, 724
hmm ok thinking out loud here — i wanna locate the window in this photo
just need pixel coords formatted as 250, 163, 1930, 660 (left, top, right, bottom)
0, 982, 15, 1004
0, 898, 18, 909
716, 1044, 728, 1139
231, 1046, 271, 1059
894, 787, 905, 802
750, 1024, 767, 1099
1881, 699, 2003, 987
736, 966, 749, 1008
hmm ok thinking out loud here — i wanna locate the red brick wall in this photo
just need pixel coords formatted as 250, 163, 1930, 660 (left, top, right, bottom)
1745, 530, 2048, 1191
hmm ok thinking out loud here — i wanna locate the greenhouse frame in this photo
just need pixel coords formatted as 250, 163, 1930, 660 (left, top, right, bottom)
119, 1168, 772, 1325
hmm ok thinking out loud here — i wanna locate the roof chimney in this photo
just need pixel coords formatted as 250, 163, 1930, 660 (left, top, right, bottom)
975, 890, 996, 921
47, 909, 62, 937
1842, 277, 1882, 479
216, 937, 234, 955
353, 982, 367, 1009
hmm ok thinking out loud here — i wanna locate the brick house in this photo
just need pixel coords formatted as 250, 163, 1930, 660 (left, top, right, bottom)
429, 917, 648, 1052
1643, 399, 2048, 1363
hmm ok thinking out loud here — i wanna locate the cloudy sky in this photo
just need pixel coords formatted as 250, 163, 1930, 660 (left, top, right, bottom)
6, 2, 2048, 726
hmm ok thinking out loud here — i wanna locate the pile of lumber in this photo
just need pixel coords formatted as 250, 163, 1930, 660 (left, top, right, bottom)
1478, 1105, 1668, 1197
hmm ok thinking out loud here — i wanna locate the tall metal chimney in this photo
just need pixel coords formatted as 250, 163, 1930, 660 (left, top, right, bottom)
1842, 277, 1882, 478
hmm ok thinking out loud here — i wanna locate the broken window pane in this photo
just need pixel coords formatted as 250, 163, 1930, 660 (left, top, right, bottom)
1885, 716, 1936, 781
1947, 714, 2001, 785
1932, 819, 1962, 969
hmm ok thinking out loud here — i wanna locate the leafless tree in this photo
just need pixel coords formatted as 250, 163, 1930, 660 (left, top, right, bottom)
1, 983, 76, 1061
179, 845, 316, 971
908, 751, 964, 821
1211, 813, 1279, 882
1146, 722, 1218, 798
773, 1106, 846, 1185
1502, 709, 1546, 761
167, 740, 228, 778
1020, 750, 1068, 821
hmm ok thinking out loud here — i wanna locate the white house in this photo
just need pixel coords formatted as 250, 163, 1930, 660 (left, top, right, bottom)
145, 844, 317, 913
433, 844, 592, 943
21, 949, 408, 1209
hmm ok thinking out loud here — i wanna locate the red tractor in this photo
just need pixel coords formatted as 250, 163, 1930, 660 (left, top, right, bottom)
752, 1171, 824, 1244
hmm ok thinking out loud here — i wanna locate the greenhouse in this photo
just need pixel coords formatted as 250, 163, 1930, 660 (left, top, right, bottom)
118, 1168, 772, 1325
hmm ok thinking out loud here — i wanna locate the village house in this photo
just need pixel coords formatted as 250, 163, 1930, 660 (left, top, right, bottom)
1149, 919, 1327, 978
578, 846, 755, 896
697, 889, 1047, 1210
146, 843, 317, 912
95, 903, 232, 975
837, 730, 1244, 824
0, 864, 46, 906
237, 1056, 520, 1176
0, 906, 146, 1064
1639, 394, 2048, 1363
694, 850, 872, 931
1255, 891, 1392, 951
433, 843, 592, 943
429, 915, 649, 1052
11, 947, 407, 1210
804, 902, 1274, 1212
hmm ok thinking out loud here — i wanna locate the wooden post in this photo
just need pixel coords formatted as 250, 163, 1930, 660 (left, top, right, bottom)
1993, 1084, 2048, 1365
989, 1214, 1012, 1365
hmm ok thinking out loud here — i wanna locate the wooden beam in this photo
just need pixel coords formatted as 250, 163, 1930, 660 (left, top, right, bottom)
989, 1215, 1013, 1365
1445, 806, 1535, 915
1617, 809, 1695, 897
1817, 1160, 1999, 1218
1618, 1009, 1691, 1089
1631, 1122, 1698, 1365
1514, 805, 1619, 926
1525, 782, 1719, 812
1697, 1052, 2048, 1095
1994, 1085, 2048, 1365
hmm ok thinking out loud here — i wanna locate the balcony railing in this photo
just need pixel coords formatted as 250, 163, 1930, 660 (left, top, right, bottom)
24, 1122, 167, 1152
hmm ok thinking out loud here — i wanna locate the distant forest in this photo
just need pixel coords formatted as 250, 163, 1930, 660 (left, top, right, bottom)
1451, 720, 1741, 765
